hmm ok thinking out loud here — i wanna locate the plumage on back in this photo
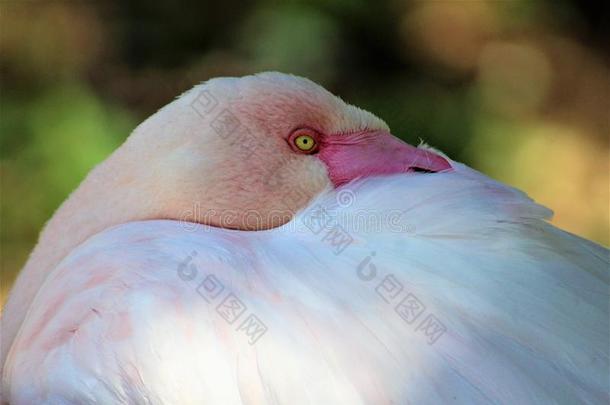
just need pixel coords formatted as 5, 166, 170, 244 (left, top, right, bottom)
5, 162, 608, 404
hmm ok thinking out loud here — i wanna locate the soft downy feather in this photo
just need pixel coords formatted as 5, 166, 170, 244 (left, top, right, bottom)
3, 162, 609, 404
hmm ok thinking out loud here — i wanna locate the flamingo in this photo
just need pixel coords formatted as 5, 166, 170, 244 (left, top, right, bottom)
1, 72, 608, 404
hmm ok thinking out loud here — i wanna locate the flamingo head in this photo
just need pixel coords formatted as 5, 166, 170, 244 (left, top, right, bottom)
127, 72, 452, 230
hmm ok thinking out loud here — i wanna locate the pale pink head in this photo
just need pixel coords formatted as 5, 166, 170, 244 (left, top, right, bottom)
104, 72, 452, 230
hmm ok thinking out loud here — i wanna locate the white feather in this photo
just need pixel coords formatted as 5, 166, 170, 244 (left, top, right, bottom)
4, 163, 609, 404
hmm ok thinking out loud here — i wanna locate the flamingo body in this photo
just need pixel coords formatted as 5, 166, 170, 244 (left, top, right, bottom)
5, 163, 609, 404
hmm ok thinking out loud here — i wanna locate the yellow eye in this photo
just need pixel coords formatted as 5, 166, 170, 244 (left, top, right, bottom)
294, 134, 317, 152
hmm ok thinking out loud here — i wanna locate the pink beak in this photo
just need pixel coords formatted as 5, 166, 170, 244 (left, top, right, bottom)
318, 130, 452, 187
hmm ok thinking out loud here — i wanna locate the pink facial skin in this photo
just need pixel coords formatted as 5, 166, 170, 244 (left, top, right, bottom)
316, 130, 453, 187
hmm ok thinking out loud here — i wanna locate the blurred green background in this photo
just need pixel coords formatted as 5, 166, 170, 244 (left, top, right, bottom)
1, 0, 609, 305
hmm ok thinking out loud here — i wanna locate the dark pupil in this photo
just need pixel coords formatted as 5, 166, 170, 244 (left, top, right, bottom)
303, 138, 308, 144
